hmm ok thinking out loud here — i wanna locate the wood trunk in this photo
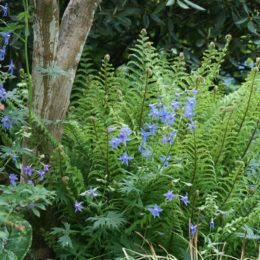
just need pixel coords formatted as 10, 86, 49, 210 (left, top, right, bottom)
32, 0, 100, 140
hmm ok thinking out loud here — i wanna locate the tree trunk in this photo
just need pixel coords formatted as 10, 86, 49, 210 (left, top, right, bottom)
32, 0, 100, 140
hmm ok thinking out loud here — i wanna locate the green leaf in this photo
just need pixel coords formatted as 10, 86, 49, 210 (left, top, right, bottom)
247, 21, 256, 33
4, 219, 32, 259
88, 211, 126, 231
177, 0, 189, 9
166, 0, 175, 6
0, 250, 18, 260
235, 17, 248, 25
183, 0, 205, 11
32, 208, 40, 217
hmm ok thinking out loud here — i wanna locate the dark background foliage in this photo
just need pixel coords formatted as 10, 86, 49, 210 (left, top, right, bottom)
6, 0, 260, 79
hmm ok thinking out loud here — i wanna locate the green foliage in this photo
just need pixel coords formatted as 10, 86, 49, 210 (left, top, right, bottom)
0, 184, 55, 259
0, 219, 32, 260
46, 31, 260, 259
87, 0, 259, 78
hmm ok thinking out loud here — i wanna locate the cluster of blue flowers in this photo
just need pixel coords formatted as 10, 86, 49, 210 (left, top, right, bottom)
148, 190, 214, 237
108, 90, 198, 168
109, 126, 134, 165
148, 191, 189, 218
183, 89, 198, 131
138, 123, 157, 160
0, 2, 14, 130
189, 217, 215, 237
9, 164, 50, 186
74, 187, 99, 212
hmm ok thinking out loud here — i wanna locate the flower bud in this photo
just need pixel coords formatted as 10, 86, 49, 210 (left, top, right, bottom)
146, 68, 153, 77
104, 54, 110, 62
141, 28, 147, 35
179, 52, 184, 58
88, 116, 96, 123
256, 57, 260, 66
209, 42, 215, 49
62, 176, 69, 183
225, 34, 232, 43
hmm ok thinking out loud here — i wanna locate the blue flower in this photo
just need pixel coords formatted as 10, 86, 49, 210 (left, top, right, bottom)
0, 46, 6, 61
160, 130, 177, 145
190, 223, 197, 236
169, 129, 177, 140
183, 110, 194, 121
118, 126, 132, 145
160, 155, 171, 167
23, 166, 34, 176
9, 173, 18, 185
146, 123, 157, 135
0, 84, 7, 101
118, 152, 133, 165
141, 128, 151, 143
248, 62, 254, 68
28, 202, 35, 209
1, 3, 8, 17
43, 164, 50, 171
74, 201, 84, 212
80, 188, 99, 198
107, 127, 114, 133
159, 110, 171, 124
148, 204, 163, 218
160, 135, 168, 144
138, 143, 145, 153
183, 96, 196, 121
210, 218, 214, 228
1, 31, 11, 45
180, 193, 189, 206
141, 147, 152, 159
109, 137, 121, 149
171, 101, 180, 110
223, 77, 235, 86
1, 115, 12, 129
238, 64, 245, 70
165, 114, 175, 126
188, 121, 196, 131
149, 104, 159, 118
37, 169, 45, 181
164, 190, 175, 201
12, 154, 18, 161
192, 89, 198, 95
5, 59, 15, 75
27, 180, 34, 186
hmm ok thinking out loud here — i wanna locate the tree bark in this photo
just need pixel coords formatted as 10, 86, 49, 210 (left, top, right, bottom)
32, 0, 100, 140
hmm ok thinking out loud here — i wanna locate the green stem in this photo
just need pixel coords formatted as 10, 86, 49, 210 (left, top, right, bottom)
236, 69, 257, 136
220, 163, 244, 209
214, 111, 233, 166
138, 72, 149, 129
189, 131, 198, 193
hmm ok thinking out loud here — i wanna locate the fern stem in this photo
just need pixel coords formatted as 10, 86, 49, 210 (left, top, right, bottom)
91, 120, 105, 159
240, 230, 247, 260
138, 72, 149, 129
236, 68, 257, 136
220, 163, 244, 209
241, 119, 259, 160
214, 111, 233, 166
189, 132, 198, 193
105, 128, 110, 198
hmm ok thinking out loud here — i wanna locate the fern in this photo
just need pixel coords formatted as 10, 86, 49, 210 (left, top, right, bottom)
48, 33, 260, 259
